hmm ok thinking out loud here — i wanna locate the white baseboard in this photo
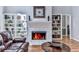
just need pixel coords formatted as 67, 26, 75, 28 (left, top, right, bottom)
71, 37, 79, 42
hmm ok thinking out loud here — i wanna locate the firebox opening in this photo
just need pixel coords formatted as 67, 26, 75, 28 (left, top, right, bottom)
32, 31, 46, 40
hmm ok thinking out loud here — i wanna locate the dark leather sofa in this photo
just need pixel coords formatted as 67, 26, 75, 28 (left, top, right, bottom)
0, 32, 29, 52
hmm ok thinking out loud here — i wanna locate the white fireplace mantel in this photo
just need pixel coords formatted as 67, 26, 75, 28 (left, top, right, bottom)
27, 21, 52, 45
28, 21, 52, 28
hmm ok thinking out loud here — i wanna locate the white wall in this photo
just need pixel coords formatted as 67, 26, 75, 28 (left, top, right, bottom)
72, 6, 79, 41
4, 6, 72, 14
52, 6, 72, 14
0, 6, 4, 32
3, 6, 52, 22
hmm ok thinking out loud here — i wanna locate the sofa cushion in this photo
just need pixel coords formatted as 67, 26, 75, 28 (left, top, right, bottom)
4, 49, 18, 52
7, 43, 23, 50
11, 43, 23, 47
6, 43, 23, 52
13, 38, 26, 43
8, 46, 19, 50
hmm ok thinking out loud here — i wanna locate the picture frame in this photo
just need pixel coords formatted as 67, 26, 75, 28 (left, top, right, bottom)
17, 15, 21, 20
33, 6, 45, 18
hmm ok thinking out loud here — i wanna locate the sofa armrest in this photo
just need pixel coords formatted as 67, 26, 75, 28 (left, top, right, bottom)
4, 40, 13, 49
13, 38, 26, 43
20, 42, 29, 52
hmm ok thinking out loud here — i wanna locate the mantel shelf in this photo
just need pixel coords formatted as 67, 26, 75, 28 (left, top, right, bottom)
28, 21, 52, 23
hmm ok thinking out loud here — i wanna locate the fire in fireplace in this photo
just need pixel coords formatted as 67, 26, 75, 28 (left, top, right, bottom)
32, 31, 46, 40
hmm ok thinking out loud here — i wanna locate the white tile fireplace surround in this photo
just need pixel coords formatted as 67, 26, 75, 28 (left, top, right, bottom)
27, 21, 52, 45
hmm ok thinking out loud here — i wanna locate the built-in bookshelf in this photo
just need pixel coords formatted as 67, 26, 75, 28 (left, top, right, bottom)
52, 15, 62, 42
52, 14, 71, 42
4, 13, 28, 38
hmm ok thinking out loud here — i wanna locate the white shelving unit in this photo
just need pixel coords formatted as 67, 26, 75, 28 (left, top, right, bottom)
52, 14, 71, 42
52, 15, 62, 42
4, 13, 28, 39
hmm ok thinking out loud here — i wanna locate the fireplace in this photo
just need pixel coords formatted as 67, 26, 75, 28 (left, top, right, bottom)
32, 31, 46, 40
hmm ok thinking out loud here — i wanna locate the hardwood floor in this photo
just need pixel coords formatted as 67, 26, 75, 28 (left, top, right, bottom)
62, 37, 79, 52
28, 45, 44, 52
28, 37, 79, 52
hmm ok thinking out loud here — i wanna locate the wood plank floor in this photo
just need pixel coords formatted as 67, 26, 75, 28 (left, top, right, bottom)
28, 37, 79, 52
62, 37, 79, 52
28, 45, 44, 52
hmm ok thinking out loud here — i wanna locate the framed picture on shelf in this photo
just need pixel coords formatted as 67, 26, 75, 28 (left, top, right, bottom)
52, 24, 55, 26
8, 20, 13, 23
17, 15, 21, 20
52, 21, 55, 23
33, 6, 45, 18
9, 24, 14, 27
17, 31, 20, 33
5, 15, 10, 19
55, 16, 58, 19
57, 20, 60, 23
57, 24, 60, 26
53, 27, 58, 30
5, 24, 8, 26
17, 23, 22, 27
